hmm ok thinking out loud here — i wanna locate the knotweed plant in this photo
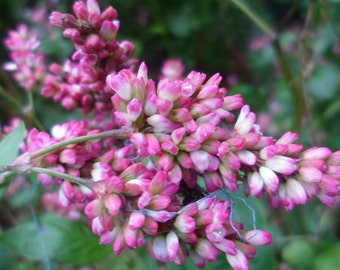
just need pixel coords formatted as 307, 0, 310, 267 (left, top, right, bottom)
0, 1, 339, 269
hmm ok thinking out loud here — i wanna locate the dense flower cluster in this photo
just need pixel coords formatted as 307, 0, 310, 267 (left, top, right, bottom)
2, 0, 340, 269
42, 0, 137, 114
3, 24, 45, 92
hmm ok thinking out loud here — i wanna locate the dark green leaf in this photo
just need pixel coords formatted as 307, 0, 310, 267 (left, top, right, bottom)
0, 213, 111, 266
313, 243, 340, 270
0, 245, 18, 270
0, 122, 25, 166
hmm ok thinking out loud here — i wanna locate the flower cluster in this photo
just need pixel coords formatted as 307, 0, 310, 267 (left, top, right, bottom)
3, 24, 45, 92
42, 0, 137, 114
2, 0, 340, 269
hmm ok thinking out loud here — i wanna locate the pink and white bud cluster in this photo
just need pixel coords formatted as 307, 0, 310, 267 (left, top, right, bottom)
42, 190, 85, 221
43, 0, 137, 114
84, 163, 179, 254
107, 62, 244, 189
3, 24, 45, 92
236, 130, 340, 210
147, 196, 272, 268
25, 120, 102, 190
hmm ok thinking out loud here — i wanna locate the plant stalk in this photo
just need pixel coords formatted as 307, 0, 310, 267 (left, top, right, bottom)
30, 127, 133, 160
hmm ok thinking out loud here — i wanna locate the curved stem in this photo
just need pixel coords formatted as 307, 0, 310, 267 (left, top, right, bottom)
230, 0, 275, 38
273, 40, 305, 133
30, 127, 133, 160
0, 84, 23, 110
31, 167, 93, 188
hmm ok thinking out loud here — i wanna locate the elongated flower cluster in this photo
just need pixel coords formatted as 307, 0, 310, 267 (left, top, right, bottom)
42, 0, 137, 114
3, 24, 45, 92
2, 0, 340, 269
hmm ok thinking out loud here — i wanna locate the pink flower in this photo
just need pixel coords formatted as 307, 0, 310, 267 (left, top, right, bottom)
242, 230, 272, 245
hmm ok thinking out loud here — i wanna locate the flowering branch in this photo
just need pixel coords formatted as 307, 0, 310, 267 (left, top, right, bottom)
30, 127, 132, 160
1, 0, 339, 269
30, 167, 93, 188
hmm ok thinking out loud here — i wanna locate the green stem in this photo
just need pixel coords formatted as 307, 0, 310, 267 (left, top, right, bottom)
30, 127, 133, 160
273, 40, 305, 133
31, 167, 93, 188
27, 92, 46, 131
0, 84, 23, 110
230, 0, 275, 38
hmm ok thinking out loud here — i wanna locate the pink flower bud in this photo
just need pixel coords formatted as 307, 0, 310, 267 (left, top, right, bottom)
152, 236, 168, 262
59, 148, 77, 165
158, 153, 175, 171
91, 216, 105, 235
213, 238, 237, 255
299, 166, 322, 183
203, 172, 223, 192
127, 98, 142, 121
223, 94, 244, 111
197, 84, 219, 99
161, 140, 179, 155
171, 127, 186, 145
143, 217, 158, 236
104, 193, 122, 216
106, 70, 133, 101
190, 150, 209, 173
61, 181, 75, 200
157, 98, 173, 115
179, 137, 201, 152
237, 150, 256, 165
327, 150, 340, 165
248, 171, 264, 197
226, 249, 249, 270
174, 215, 196, 233
205, 223, 227, 243
101, 6, 118, 21
320, 174, 338, 196
286, 178, 307, 205
234, 105, 256, 135
265, 155, 297, 175
166, 231, 180, 261
113, 232, 125, 255
84, 199, 102, 218
148, 194, 171, 210
259, 166, 279, 194
302, 147, 332, 160
195, 239, 219, 262
276, 131, 299, 145
243, 230, 272, 245
147, 114, 181, 133
105, 176, 125, 193
123, 225, 144, 249
259, 145, 277, 160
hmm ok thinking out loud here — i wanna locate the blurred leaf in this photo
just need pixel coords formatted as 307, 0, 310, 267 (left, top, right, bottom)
307, 64, 340, 101
0, 213, 111, 266
282, 239, 314, 267
314, 23, 338, 54
0, 245, 17, 270
0, 121, 25, 166
313, 243, 340, 270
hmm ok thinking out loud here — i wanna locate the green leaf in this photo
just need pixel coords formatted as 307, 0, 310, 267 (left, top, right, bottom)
282, 239, 314, 267
313, 243, 340, 270
0, 122, 25, 166
308, 64, 340, 101
0, 245, 18, 270
0, 213, 111, 266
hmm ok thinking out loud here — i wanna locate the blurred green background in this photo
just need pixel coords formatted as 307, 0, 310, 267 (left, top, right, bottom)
1, 0, 340, 269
